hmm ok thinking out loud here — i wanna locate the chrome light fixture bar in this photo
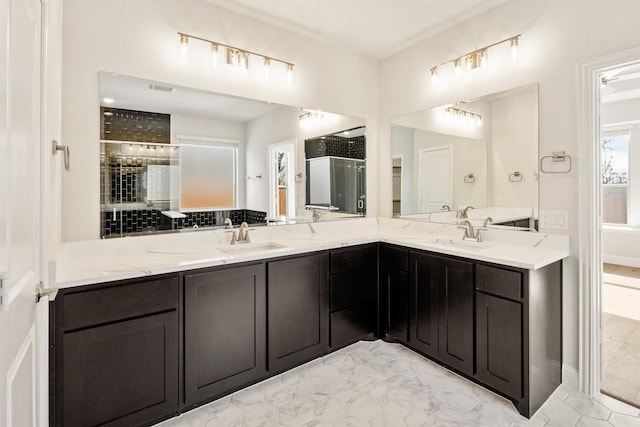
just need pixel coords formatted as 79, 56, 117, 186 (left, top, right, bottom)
178, 32, 294, 76
446, 105, 482, 127
299, 110, 325, 127
430, 34, 521, 82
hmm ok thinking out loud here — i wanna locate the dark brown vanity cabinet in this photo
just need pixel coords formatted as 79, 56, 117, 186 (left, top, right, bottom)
379, 244, 409, 343
267, 252, 329, 373
329, 244, 378, 349
409, 251, 474, 376
183, 263, 266, 408
474, 262, 562, 417
51, 275, 180, 427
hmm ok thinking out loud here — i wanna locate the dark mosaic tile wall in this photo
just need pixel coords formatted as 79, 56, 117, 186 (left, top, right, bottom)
101, 107, 170, 143
170, 209, 267, 230
102, 208, 268, 238
305, 134, 366, 160
102, 209, 169, 237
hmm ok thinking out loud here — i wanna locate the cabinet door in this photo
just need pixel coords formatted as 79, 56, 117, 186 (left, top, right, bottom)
380, 267, 409, 343
410, 252, 439, 359
437, 256, 474, 375
62, 311, 178, 427
184, 263, 266, 406
476, 292, 523, 398
268, 253, 329, 372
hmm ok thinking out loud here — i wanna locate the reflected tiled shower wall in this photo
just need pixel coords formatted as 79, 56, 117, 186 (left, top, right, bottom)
100, 107, 268, 238
101, 107, 170, 143
100, 141, 175, 237
305, 135, 366, 160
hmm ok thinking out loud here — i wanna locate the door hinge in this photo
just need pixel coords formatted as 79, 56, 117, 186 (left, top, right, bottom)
0, 272, 7, 310
36, 282, 58, 303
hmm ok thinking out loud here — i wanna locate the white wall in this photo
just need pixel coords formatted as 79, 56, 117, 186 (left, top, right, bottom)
490, 90, 538, 209
60, 0, 378, 241
379, 0, 640, 378
391, 126, 415, 214
413, 130, 487, 210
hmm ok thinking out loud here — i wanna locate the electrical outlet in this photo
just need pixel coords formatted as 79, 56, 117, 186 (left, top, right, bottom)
539, 210, 569, 230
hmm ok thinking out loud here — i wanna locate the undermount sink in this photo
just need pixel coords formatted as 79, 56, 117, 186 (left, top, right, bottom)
439, 239, 493, 250
217, 241, 288, 255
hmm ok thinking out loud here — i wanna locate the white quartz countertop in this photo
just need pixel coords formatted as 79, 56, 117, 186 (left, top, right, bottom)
54, 217, 570, 289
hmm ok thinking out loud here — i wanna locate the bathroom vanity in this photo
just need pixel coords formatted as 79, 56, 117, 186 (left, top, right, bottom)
49, 218, 568, 426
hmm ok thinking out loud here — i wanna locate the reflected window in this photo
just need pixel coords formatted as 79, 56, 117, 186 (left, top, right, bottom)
180, 144, 237, 210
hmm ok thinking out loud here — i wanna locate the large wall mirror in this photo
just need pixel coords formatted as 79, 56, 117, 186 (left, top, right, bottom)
390, 83, 538, 227
99, 72, 366, 237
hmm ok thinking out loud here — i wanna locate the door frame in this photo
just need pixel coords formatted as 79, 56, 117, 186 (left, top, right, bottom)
578, 46, 640, 397
417, 146, 452, 213
392, 154, 403, 215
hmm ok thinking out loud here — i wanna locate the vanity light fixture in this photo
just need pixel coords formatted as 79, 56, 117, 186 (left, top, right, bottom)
446, 105, 482, 128
178, 32, 294, 79
430, 34, 521, 84
299, 110, 324, 127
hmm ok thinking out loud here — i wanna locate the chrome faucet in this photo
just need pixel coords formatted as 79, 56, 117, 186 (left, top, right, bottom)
441, 204, 451, 211
482, 216, 493, 228
459, 220, 482, 242
237, 222, 253, 243
312, 209, 321, 222
461, 205, 474, 219
224, 218, 233, 229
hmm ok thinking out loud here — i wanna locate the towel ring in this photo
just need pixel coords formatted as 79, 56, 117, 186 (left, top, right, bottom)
509, 171, 523, 182
540, 151, 572, 174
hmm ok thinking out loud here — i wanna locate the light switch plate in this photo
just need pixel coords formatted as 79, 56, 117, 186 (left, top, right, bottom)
539, 210, 569, 230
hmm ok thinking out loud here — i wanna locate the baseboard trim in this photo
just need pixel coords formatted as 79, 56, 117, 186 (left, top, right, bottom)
562, 364, 579, 391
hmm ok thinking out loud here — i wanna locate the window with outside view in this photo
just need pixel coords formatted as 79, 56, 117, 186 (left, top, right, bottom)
601, 131, 629, 224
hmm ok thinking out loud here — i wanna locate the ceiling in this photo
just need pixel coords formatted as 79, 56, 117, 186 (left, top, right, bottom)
203, 0, 513, 59
601, 63, 640, 104
100, 72, 284, 122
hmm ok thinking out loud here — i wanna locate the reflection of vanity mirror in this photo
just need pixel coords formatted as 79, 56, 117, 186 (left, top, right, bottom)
99, 72, 366, 238
391, 83, 538, 228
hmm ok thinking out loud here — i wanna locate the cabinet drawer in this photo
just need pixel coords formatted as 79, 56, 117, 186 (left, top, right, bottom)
330, 245, 377, 274
476, 264, 522, 301
62, 276, 179, 331
380, 245, 408, 271
330, 269, 376, 310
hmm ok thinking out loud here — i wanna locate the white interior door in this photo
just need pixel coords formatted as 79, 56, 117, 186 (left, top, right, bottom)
0, 0, 47, 425
418, 147, 452, 212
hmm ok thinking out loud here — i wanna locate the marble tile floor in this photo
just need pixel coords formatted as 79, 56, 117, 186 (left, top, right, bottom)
156, 340, 640, 427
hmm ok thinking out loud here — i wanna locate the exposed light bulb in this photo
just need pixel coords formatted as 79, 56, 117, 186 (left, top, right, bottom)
480, 49, 488, 68
454, 58, 462, 76
210, 43, 219, 67
430, 66, 438, 84
476, 116, 483, 128
286, 63, 294, 82
263, 57, 271, 79
510, 36, 519, 61
240, 51, 249, 71
180, 34, 189, 59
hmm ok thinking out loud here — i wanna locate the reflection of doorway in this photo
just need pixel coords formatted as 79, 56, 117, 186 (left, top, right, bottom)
392, 156, 402, 215
268, 140, 296, 219
418, 147, 452, 213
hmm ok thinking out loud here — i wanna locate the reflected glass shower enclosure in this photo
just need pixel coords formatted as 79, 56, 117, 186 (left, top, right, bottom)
306, 156, 366, 215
